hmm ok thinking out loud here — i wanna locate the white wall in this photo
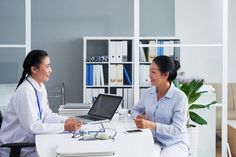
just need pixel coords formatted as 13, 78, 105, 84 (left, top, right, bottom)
229, 0, 236, 82
175, 0, 223, 83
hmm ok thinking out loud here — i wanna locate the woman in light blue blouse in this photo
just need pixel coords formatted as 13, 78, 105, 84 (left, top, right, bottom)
131, 55, 190, 157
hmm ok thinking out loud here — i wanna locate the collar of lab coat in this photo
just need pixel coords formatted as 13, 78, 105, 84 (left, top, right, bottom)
26, 76, 44, 93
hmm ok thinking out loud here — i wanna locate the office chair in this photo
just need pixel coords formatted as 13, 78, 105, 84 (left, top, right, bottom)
0, 110, 35, 157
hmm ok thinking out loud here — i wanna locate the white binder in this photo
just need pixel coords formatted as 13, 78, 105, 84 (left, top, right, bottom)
86, 88, 93, 104
109, 41, 116, 63
122, 41, 128, 62
148, 41, 156, 62
139, 41, 147, 62
139, 65, 151, 86
109, 65, 117, 86
116, 41, 123, 62
99, 65, 104, 85
116, 64, 123, 85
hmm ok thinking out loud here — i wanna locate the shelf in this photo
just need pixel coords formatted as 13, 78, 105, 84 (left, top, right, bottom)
0, 44, 26, 48
86, 85, 109, 88
139, 62, 151, 65
86, 62, 109, 64
140, 86, 151, 88
85, 62, 134, 64
84, 37, 134, 40
110, 62, 133, 64
110, 85, 133, 88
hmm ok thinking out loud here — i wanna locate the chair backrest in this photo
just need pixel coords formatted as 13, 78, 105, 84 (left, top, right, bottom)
0, 110, 3, 129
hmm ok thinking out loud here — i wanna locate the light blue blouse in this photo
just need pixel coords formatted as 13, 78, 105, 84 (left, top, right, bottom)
131, 83, 190, 151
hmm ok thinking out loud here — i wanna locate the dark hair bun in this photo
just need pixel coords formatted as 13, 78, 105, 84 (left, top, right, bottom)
174, 60, 180, 71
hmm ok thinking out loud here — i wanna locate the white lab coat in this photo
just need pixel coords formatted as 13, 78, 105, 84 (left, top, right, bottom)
0, 76, 68, 157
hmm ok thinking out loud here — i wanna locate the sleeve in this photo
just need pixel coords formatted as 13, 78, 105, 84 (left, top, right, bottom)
14, 88, 65, 134
155, 94, 188, 136
43, 106, 68, 123
130, 92, 146, 119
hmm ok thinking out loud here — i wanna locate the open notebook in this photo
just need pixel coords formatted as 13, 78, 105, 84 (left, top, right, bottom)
56, 139, 115, 157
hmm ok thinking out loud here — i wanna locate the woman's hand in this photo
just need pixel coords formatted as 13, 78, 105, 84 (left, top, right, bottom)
136, 114, 147, 120
134, 116, 156, 130
64, 118, 82, 131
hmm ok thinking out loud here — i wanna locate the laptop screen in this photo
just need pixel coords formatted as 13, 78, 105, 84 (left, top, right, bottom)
88, 94, 123, 119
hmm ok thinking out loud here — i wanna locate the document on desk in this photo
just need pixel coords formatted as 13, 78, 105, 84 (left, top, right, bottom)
56, 139, 115, 157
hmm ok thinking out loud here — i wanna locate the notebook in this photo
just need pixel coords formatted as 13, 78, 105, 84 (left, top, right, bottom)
56, 139, 115, 157
76, 94, 123, 124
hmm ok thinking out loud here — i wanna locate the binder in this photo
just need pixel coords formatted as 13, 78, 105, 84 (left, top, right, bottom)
100, 65, 104, 85
122, 41, 128, 62
127, 88, 133, 109
139, 41, 147, 62
89, 64, 93, 85
86, 88, 93, 104
116, 88, 123, 108
157, 40, 164, 56
123, 66, 132, 85
92, 89, 99, 103
93, 65, 96, 86
86, 64, 90, 85
116, 41, 123, 62
116, 64, 123, 85
148, 41, 156, 62
95, 65, 100, 86
168, 41, 174, 56
139, 65, 151, 86
109, 65, 116, 86
109, 41, 116, 63
123, 88, 128, 109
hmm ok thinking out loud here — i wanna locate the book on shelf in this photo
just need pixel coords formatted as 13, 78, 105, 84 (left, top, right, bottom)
148, 41, 156, 62
116, 64, 123, 85
116, 41, 123, 62
109, 41, 116, 62
85, 88, 105, 104
139, 41, 147, 62
123, 66, 132, 85
86, 64, 105, 86
109, 41, 128, 63
116, 88, 134, 109
122, 40, 128, 62
157, 40, 164, 56
139, 65, 151, 87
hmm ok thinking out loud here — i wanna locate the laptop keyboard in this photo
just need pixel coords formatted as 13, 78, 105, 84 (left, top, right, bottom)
79, 115, 104, 121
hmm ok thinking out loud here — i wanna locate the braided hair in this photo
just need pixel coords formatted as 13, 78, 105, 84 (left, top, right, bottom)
16, 50, 48, 89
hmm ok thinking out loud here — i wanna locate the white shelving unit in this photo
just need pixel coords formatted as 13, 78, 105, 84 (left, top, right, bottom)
83, 36, 180, 109
83, 37, 134, 109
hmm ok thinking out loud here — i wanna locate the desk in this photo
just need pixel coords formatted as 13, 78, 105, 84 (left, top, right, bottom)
36, 116, 156, 157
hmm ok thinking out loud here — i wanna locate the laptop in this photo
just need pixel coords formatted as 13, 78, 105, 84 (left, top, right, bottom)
76, 94, 123, 124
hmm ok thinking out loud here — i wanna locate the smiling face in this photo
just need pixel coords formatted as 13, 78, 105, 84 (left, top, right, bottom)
31, 56, 52, 84
149, 62, 169, 86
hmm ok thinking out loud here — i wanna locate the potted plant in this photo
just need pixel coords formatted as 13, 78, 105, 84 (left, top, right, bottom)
173, 79, 217, 157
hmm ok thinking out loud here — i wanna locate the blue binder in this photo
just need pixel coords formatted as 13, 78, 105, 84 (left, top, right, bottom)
123, 66, 132, 85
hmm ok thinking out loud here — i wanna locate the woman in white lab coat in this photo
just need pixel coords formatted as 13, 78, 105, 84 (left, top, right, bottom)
0, 50, 82, 157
